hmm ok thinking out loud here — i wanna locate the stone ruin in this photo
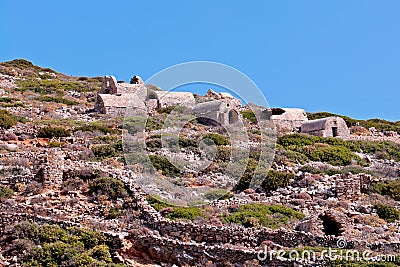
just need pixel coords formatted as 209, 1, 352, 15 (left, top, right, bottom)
301, 116, 350, 138
271, 108, 308, 132
33, 148, 65, 190
335, 173, 371, 201
94, 75, 243, 126
271, 109, 351, 138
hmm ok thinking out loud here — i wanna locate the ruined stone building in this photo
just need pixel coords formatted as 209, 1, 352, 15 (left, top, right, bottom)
301, 117, 350, 138
94, 75, 148, 116
149, 91, 195, 109
192, 100, 240, 126
271, 108, 308, 132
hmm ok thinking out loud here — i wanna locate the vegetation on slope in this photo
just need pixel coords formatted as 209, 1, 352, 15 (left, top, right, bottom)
0, 222, 127, 267
222, 203, 305, 228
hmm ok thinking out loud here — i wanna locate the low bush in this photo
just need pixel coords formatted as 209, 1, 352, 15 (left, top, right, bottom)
222, 203, 305, 228
146, 196, 206, 220
374, 203, 400, 223
91, 141, 122, 160
0, 109, 17, 129
372, 180, 400, 201
149, 155, 181, 177
16, 79, 94, 94
276, 134, 390, 166
203, 133, 230, 146
165, 206, 205, 221
3, 222, 127, 266
89, 177, 127, 200
104, 207, 123, 219
74, 124, 120, 135
204, 189, 233, 201
37, 95, 78, 106
0, 185, 14, 202
261, 170, 293, 192
37, 126, 71, 138
241, 110, 256, 123
146, 116, 164, 131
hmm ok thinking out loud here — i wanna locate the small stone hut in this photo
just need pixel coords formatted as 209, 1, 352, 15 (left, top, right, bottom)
301, 117, 349, 138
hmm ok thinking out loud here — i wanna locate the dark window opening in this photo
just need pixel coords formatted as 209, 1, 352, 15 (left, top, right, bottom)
229, 110, 238, 124
332, 127, 338, 137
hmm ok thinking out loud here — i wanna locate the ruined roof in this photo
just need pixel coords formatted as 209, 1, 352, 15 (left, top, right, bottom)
98, 93, 145, 108
153, 91, 195, 107
192, 100, 228, 114
271, 108, 308, 121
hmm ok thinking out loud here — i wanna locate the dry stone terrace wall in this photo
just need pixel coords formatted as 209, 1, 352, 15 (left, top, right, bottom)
129, 233, 301, 267
130, 185, 340, 249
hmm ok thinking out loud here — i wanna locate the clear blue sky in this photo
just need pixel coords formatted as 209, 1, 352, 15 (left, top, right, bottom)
1, 1, 399, 121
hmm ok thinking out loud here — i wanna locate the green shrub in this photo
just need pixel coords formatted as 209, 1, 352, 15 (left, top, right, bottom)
37, 126, 71, 138
276, 134, 376, 166
0, 109, 17, 129
90, 244, 112, 263
203, 133, 230, 146
104, 207, 123, 219
16, 79, 93, 94
241, 110, 256, 123
149, 155, 181, 177
37, 95, 78, 106
146, 116, 164, 131
374, 203, 400, 223
157, 105, 177, 114
0, 97, 20, 103
0, 185, 14, 202
48, 141, 64, 147
91, 141, 122, 160
204, 189, 233, 200
4, 222, 128, 266
372, 180, 400, 201
89, 177, 127, 200
146, 195, 206, 220
261, 170, 293, 192
179, 136, 198, 148
308, 146, 356, 166
74, 124, 120, 135
222, 203, 305, 228
146, 195, 172, 211
166, 206, 205, 220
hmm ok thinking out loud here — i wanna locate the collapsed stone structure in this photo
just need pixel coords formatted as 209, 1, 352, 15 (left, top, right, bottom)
271, 108, 308, 132
301, 116, 350, 138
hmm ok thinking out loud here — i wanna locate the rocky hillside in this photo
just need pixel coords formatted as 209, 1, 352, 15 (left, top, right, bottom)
1, 59, 400, 266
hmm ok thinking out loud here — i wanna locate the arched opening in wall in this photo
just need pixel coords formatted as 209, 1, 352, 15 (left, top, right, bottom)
319, 214, 344, 236
197, 117, 222, 127
229, 110, 239, 124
